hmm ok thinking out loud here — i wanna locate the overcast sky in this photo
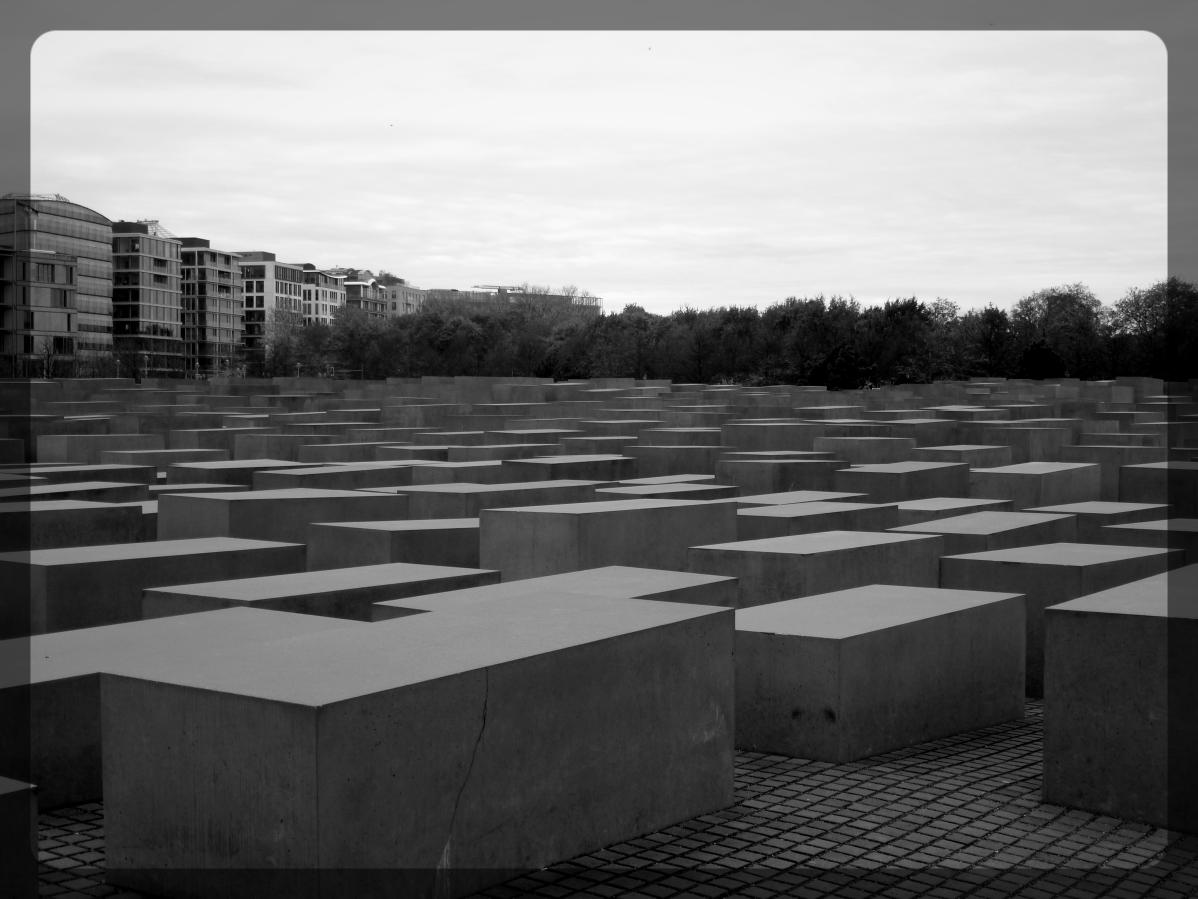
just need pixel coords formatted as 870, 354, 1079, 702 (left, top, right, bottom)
30, 30, 1164, 315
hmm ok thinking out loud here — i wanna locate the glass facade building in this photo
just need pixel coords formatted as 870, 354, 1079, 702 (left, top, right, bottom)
181, 238, 243, 375
111, 220, 183, 378
0, 194, 113, 373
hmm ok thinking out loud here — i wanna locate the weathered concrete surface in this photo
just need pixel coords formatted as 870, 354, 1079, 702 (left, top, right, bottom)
143, 562, 499, 620
101, 594, 735, 899
385, 480, 598, 519
1026, 501, 1170, 543
1043, 565, 1198, 833
736, 584, 1025, 762
889, 511, 1077, 556
0, 500, 145, 551
940, 542, 1183, 697
833, 462, 970, 503
0, 776, 38, 897
893, 496, 1014, 526
371, 565, 739, 617
688, 531, 944, 608
307, 518, 481, 570
1, 608, 362, 810
157, 489, 410, 543
736, 501, 899, 540
480, 499, 738, 579
1, 538, 306, 636
969, 462, 1102, 510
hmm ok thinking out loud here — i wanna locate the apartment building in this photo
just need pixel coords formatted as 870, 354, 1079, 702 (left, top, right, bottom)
111, 220, 184, 378
180, 237, 243, 375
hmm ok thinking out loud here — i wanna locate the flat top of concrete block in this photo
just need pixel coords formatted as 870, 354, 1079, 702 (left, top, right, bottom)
396, 479, 599, 495
738, 501, 889, 520
4, 537, 301, 566
814, 436, 912, 443
507, 454, 632, 464
694, 530, 939, 555
1105, 518, 1198, 533
891, 510, 1073, 536
600, 483, 731, 498
840, 462, 968, 474
0, 499, 117, 513
736, 583, 1024, 638
1026, 501, 1169, 515
16, 607, 363, 686
920, 445, 1009, 452
737, 490, 868, 505
1048, 564, 1198, 619
169, 488, 405, 501
173, 459, 307, 470
1123, 462, 1198, 471
261, 462, 431, 474
102, 592, 729, 705
972, 465, 1097, 479
897, 497, 1011, 511
0, 481, 146, 498
17, 464, 148, 475
377, 565, 737, 611
147, 561, 496, 601
721, 451, 832, 458
620, 474, 716, 485
317, 517, 480, 532
943, 542, 1176, 566
492, 497, 713, 515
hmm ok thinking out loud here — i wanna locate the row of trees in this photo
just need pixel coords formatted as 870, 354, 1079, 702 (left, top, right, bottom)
257, 279, 1198, 387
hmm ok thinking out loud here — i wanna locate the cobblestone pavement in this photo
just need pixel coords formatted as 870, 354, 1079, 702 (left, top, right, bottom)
38, 703, 1198, 899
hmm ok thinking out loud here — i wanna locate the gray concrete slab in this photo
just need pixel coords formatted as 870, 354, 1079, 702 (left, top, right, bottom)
1, 538, 306, 635
481, 498, 738, 579
736, 584, 1025, 762
940, 542, 1183, 697
100, 594, 734, 899
688, 531, 944, 607
736, 501, 899, 540
307, 518, 481, 570
890, 510, 1078, 556
1043, 564, 1198, 832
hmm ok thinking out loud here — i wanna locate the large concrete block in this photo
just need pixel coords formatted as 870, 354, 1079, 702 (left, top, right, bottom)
735, 585, 1025, 762
893, 496, 1014, 526
384, 480, 598, 520
688, 531, 943, 608
0, 777, 38, 897
812, 436, 915, 464
1060, 445, 1166, 501
165, 458, 312, 486
372, 565, 739, 617
9, 463, 156, 485
1119, 462, 1198, 515
101, 594, 734, 899
719, 421, 823, 452
969, 462, 1102, 509
735, 489, 867, 507
624, 445, 723, 477
307, 518, 481, 570
713, 458, 850, 493
144, 562, 499, 620
833, 462, 970, 503
911, 444, 1013, 468
1, 538, 306, 636
157, 489, 410, 543
481, 499, 737, 579
890, 510, 1077, 556
597, 482, 740, 502
99, 448, 230, 471
736, 501, 899, 540
1026, 501, 1170, 543
1099, 518, 1198, 564
0, 480, 150, 504
1043, 565, 1198, 833
0, 500, 145, 551
36, 433, 164, 465
2, 608, 362, 810
940, 542, 1183, 697
251, 462, 430, 491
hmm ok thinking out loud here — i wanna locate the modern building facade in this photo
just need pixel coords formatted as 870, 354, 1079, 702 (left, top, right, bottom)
425, 285, 602, 317
111, 220, 183, 378
0, 193, 113, 374
238, 251, 304, 359
301, 264, 346, 326
385, 279, 427, 316
341, 274, 387, 319
180, 238, 243, 376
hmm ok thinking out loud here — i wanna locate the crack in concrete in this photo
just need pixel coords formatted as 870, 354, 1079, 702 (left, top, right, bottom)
435, 667, 489, 893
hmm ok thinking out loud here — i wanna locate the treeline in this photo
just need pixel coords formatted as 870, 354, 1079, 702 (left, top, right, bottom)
263, 279, 1198, 386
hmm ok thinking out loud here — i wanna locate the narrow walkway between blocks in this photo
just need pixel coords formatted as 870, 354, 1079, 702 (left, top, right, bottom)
37, 703, 1198, 899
